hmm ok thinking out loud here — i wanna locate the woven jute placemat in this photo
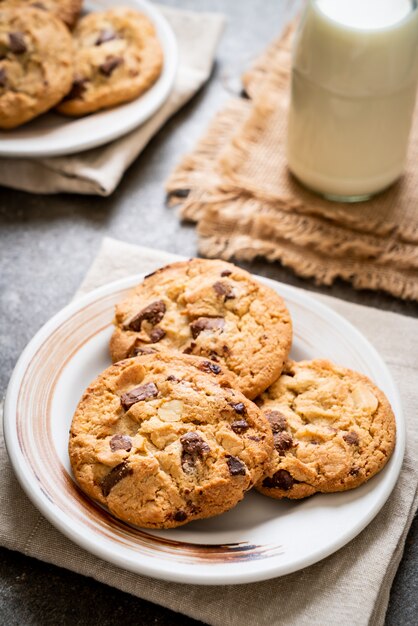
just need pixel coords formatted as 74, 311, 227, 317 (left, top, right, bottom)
166, 24, 418, 300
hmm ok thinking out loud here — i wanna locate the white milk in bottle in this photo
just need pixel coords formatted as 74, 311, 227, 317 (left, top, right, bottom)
287, 0, 418, 200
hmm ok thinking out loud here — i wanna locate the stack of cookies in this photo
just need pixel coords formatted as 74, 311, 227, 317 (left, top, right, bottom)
69, 259, 397, 529
0, 1, 163, 129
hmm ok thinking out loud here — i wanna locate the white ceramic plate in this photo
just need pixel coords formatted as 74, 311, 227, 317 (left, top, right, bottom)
0, 0, 178, 157
3, 274, 404, 585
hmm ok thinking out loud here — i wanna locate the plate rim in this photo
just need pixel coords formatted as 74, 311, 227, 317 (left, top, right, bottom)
0, 0, 178, 157
3, 273, 405, 585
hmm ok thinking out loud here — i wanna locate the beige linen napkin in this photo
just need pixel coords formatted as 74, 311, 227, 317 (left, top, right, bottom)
1, 237, 417, 626
0, 6, 225, 196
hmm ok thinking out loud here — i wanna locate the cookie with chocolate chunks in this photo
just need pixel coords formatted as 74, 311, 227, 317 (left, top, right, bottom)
0, 7, 73, 129
69, 352, 273, 529
110, 258, 293, 399
56, 7, 163, 116
0, 0, 83, 28
256, 359, 396, 500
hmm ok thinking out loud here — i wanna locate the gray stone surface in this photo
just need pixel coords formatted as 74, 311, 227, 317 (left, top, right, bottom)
0, 1, 416, 624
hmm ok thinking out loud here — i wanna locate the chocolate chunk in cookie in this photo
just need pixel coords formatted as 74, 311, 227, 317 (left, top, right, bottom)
263, 469, 294, 490
64, 76, 88, 101
273, 431, 293, 453
213, 281, 235, 300
126, 300, 166, 331
149, 327, 166, 343
173, 510, 188, 522
132, 346, 157, 356
190, 317, 224, 339
8, 32, 27, 54
231, 420, 249, 433
343, 431, 360, 446
96, 28, 117, 45
101, 461, 133, 497
229, 402, 246, 414
264, 410, 287, 433
109, 434, 132, 452
99, 56, 123, 76
226, 455, 247, 476
120, 382, 158, 410
199, 361, 222, 375
180, 432, 210, 472
0, 68, 7, 88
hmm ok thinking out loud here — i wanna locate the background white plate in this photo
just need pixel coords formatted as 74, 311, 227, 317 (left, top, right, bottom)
3, 274, 405, 585
0, 0, 178, 157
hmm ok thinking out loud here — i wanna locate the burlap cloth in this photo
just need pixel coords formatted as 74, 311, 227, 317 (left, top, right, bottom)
0, 5, 225, 196
166, 24, 418, 301
1, 237, 418, 626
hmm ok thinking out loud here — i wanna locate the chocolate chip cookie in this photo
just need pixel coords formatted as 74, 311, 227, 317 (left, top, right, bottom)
110, 259, 293, 400
57, 7, 163, 116
256, 359, 396, 499
69, 353, 274, 528
0, 7, 73, 129
0, 0, 83, 28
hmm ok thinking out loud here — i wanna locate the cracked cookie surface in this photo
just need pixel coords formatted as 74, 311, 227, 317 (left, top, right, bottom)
0, 7, 73, 128
69, 353, 274, 528
256, 359, 396, 499
110, 259, 293, 400
0, 0, 83, 28
56, 7, 163, 116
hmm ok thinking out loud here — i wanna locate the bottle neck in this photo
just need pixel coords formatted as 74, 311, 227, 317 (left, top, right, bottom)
314, 0, 416, 31
293, 1, 418, 96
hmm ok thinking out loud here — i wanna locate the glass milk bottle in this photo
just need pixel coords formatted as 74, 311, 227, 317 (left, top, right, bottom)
287, 0, 418, 201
